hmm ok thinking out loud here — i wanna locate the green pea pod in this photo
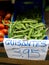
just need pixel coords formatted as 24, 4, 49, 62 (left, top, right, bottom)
11, 35, 24, 38
22, 20, 38, 23
13, 28, 30, 33
8, 23, 13, 38
31, 33, 42, 37
34, 23, 44, 28
20, 24, 26, 29
28, 28, 33, 39
39, 35, 47, 40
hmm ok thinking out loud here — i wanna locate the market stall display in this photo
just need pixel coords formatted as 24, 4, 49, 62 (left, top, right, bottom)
0, 0, 49, 65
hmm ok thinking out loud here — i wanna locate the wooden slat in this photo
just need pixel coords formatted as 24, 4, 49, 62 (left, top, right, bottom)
47, 48, 49, 55
0, 0, 9, 1
0, 47, 5, 53
0, 58, 49, 65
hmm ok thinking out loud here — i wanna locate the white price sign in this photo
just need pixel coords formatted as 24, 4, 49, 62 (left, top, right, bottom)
3, 38, 49, 60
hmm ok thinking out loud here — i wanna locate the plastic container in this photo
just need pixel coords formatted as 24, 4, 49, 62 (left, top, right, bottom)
13, 0, 43, 21
5, 0, 48, 39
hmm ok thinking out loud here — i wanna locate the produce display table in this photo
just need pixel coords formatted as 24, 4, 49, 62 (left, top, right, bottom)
0, 0, 49, 65
0, 46, 49, 65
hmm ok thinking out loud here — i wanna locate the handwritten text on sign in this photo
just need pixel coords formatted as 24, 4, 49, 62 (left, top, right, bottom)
3, 38, 48, 60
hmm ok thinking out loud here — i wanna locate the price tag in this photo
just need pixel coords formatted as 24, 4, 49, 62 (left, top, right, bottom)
3, 38, 49, 60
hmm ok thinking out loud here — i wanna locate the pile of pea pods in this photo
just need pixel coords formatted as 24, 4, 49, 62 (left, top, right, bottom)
8, 18, 47, 40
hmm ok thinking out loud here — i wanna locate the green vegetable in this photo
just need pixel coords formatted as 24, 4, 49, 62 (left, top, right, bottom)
28, 28, 33, 39
8, 18, 47, 40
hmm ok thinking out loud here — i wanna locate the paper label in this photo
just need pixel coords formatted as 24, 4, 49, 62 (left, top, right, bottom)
3, 38, 49, 60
